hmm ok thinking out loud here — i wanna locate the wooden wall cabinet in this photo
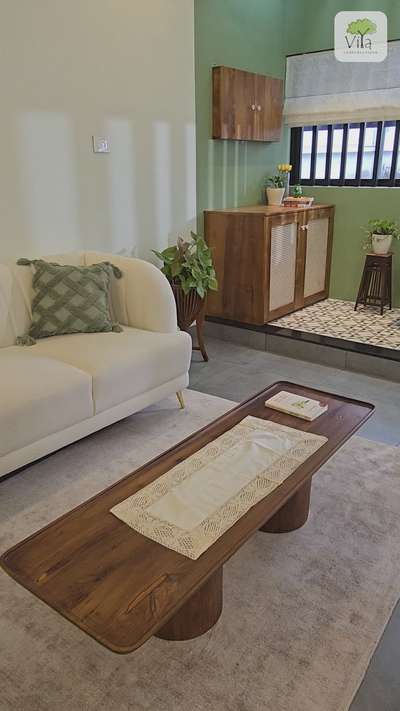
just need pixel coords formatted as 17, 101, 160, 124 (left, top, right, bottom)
205, 205, 334, 326
212, 66, 283, 142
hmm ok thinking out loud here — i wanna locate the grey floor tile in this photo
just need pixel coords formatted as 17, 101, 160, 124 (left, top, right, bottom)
190, 338, 400, 443
346, 351, 400, 382
359, 418, 400, 446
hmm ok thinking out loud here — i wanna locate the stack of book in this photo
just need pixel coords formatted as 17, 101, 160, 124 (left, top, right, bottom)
282, 196, 314, 208
265, 391, 328, 421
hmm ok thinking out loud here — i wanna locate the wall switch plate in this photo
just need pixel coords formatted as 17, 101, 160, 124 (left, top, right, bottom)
92, 136, 110, 153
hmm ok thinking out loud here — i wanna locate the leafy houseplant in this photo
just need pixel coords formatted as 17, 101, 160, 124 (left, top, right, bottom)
265, 164, 292, 205
363, 219, 400, 255
153, 233, 218, 331
266, 174, 285, 189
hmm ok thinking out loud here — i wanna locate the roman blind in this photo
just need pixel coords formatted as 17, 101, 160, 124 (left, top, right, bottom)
284, 40, 400, 127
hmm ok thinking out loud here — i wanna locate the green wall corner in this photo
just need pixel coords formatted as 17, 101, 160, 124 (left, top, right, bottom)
194, 0, 400, 305
194, 0, 289, 230
308, 187, 400, 305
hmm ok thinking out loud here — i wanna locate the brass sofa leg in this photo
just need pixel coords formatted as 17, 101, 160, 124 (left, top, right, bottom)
176, 391, 185, 409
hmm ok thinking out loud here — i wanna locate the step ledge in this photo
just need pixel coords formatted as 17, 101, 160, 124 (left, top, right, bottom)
202, 322, 400, 383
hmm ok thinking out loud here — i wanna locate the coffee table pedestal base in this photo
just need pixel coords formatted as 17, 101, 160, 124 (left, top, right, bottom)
260, 480, 312, 533
156, 568, 223, 641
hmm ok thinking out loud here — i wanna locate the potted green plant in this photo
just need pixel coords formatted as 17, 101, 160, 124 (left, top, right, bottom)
265, 164, 292, 205
363, 219, 400, 255
292, 184, 303, 198
153, 232, 218, 330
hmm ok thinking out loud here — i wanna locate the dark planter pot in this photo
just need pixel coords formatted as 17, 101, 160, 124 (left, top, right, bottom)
170, 283, 205, 331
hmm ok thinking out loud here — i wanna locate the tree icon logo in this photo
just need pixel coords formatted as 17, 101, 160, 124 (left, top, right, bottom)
335, 11, 387, 62
346, 18, 377, 49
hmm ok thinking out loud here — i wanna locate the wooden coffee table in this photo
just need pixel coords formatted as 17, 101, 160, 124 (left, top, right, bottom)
1, 382, 374, 653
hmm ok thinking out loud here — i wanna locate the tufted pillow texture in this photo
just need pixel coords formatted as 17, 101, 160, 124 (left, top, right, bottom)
16, 259, 123, 346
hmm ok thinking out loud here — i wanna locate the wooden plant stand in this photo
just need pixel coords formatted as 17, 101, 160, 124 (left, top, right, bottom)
192, 302, 208, 362
171, 285, 208, 362
355, 253, 392, 315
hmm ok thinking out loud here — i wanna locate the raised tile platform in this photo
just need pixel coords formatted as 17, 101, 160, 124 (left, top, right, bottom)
270, 299, 400, 353
204, 299, 400, 382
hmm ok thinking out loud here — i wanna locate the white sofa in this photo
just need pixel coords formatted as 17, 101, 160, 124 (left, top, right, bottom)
0, 251, 192, 478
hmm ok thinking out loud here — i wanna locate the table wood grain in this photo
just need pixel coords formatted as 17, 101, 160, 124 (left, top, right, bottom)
1, 382, 374, 653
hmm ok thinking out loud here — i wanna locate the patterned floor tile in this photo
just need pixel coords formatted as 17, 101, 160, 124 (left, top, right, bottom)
270, 299, 400, 351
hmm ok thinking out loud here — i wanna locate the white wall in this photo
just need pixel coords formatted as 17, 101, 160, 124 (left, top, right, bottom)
0, 0, 196, 261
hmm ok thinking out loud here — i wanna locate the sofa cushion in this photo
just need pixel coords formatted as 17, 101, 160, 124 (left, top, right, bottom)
0, 254, 86, 349
30, 327, 192, 413
16, 259, 123, 345
0, 350, 93, 457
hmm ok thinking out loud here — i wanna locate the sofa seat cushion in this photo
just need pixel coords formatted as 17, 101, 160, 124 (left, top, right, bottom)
0, 350, 93, 457
30, 327, 192, 414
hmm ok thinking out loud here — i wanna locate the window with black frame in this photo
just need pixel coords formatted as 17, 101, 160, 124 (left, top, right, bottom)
290, 121, 400, 187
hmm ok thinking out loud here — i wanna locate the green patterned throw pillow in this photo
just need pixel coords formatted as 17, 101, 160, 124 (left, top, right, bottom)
16, 259, 123, 346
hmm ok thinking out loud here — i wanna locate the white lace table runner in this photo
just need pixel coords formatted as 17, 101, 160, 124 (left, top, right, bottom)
110, 416, 327, 559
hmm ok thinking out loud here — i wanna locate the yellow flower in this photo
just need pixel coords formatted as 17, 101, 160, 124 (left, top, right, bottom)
278, 163, 292, 173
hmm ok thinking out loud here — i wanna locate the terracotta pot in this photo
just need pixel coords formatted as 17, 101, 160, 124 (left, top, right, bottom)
371, 233, 393, 255
266, 187, 285, 206
171, 283, 205, 330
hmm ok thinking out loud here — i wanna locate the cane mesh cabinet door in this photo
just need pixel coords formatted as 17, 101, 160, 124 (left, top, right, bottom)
204, 204, 334, 327
303, 207, 334, 306
267, 216, 300, 320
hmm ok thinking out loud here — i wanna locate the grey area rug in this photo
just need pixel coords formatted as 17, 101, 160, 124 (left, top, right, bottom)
1, 389, 400, 711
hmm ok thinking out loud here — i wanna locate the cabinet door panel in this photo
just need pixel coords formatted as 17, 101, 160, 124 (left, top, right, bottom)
301, 206, 334, 308
304, 217, 329, 298
255, 74, 283, 141
213, 67, 255, 140
213, 67, 283, 141
234, 70, 256, 140
205, 212, 266, 325
269, 222, 297, 311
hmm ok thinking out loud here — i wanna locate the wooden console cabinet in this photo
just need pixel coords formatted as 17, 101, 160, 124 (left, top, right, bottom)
205, 204, 334, 326
212, 66, 283, 142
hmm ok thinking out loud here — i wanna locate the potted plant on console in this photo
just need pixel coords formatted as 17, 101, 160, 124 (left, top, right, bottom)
153, 232, 218, 361
363, 218, 400, 255
265, 164, 292, 205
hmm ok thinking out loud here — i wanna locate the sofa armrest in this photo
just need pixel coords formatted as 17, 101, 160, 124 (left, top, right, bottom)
84, 251, 178, 333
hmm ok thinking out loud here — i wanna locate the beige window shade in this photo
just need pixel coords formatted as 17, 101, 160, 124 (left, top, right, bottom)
284, 41, 400, 127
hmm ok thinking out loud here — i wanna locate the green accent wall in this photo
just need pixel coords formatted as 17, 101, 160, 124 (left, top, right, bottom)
285, 0, 400, 54
311, 187, 400, 304
194, 0, 289, 223
194, 0, 400, 305
285, 0, 400, 306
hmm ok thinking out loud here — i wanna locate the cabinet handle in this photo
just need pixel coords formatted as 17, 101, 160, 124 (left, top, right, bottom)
257, 105, 262, 111
300, 224, 309, 231
250, 104, 256, 111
